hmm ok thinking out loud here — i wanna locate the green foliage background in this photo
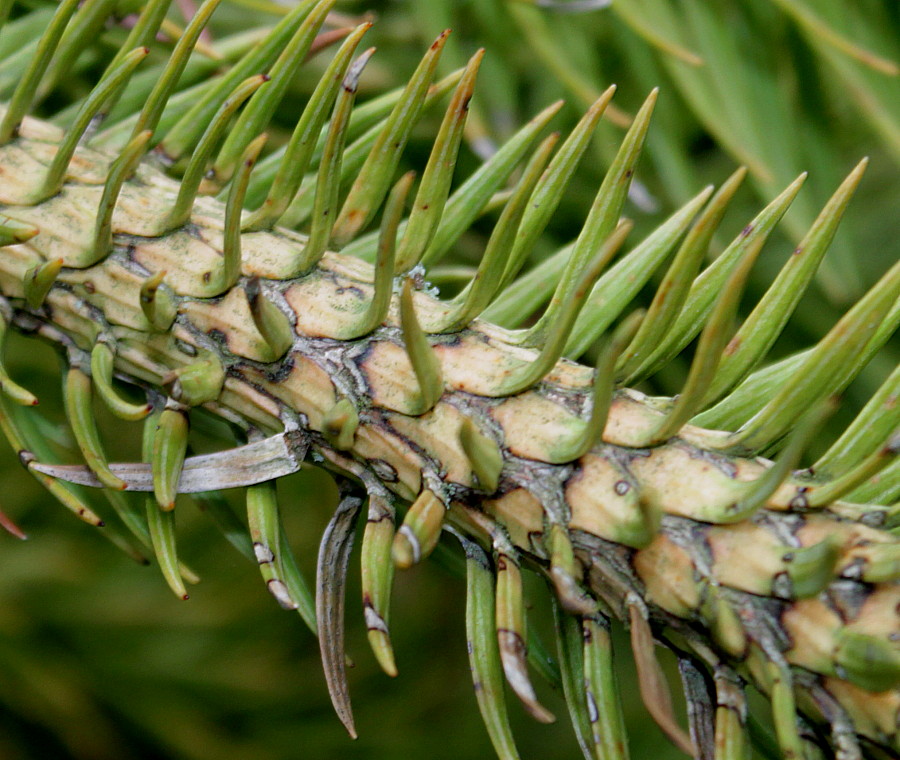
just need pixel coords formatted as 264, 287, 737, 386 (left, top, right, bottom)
0, 0, 897, 757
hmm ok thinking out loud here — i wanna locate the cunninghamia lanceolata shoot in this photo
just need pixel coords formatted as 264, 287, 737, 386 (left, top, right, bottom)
91, 338, 153, 421
142, 403, 189, 600
22, 255, 61, 308
360, 479, 398, 678
0, 1, 897, 759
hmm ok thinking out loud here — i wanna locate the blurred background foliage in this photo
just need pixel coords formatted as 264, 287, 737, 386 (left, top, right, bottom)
0, 0, 897, 757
